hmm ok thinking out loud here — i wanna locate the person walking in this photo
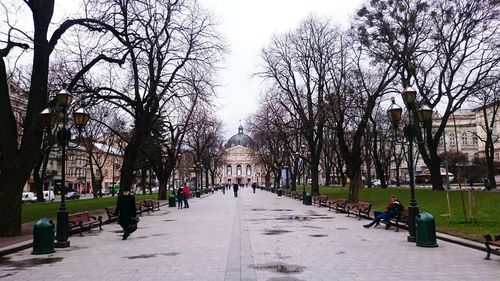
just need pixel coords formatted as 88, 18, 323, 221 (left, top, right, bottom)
182, 183, 190, 208
114, 188, 137, 240
252, 182, 257, 193
233, 183, 239, 197
176, 187, 184, 209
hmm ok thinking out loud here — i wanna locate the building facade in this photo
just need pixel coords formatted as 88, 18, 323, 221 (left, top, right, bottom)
219, 126, 264, 186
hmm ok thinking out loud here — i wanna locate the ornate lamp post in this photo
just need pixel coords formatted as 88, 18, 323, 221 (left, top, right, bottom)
40, 89, 90, 248
387, 87, 432, 242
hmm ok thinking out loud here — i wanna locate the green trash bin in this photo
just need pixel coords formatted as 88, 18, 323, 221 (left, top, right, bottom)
32, 218, 55, 255
415, 212, 438, 247
304, 193, 312, 205
195, 190, 201, 198
277, 189, 283, 196
168, 195, 176, 207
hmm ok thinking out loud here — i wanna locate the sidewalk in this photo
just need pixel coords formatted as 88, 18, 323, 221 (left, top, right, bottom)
0, 188, 498, 281
0, 199, 169, 256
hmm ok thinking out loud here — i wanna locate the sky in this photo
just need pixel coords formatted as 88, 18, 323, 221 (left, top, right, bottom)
10, 0, 365, 139
200, 0, 365, 138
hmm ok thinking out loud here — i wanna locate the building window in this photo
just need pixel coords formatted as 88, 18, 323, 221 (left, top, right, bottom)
236, 165, 242, 176
226, 165, 232, 176
496, 153, 500, 161
474, 153, 479, 160
464, 153, 469, 161
461, 133, 467, 145
450, 133, 456, 146
472, 136, 478, 145
246, 165, 252, 176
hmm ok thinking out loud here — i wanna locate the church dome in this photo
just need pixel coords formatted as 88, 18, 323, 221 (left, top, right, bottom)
226, 125, 254, 148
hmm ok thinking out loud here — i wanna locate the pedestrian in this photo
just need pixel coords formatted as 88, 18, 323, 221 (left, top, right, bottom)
469, 178, 474, 189
182, 183, 190, 208
114, 187, 137, 240
222, 186, 226, 194
483, 178, 491, 191
176, 187, 184, 209
233, 183, 239, 197
363, 195, 403, 230
252, 182, 257, 193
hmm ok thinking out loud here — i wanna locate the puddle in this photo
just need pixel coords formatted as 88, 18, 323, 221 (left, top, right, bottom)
162, 252, 179, 256
309, 234, 328, 237
335, 251, 346, 254
125, 254, 157, 259
263, 229, 291, 235
251, 262, 305, 274
251, 208, 267, 211
275, 216, 311, 221
0, 272, 16, 278
336, 227, 348, 230
302, 225, 323, 229
163, 219, 176, 222
1, 257, 64, 270
270, 209, 293, 212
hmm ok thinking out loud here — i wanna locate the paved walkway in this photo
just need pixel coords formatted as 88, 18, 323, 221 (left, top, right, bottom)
0, 188, 498, 281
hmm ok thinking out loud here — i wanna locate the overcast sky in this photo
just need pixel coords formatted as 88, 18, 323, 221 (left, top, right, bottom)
201, 0, 364, 138
22, 0, 365, 139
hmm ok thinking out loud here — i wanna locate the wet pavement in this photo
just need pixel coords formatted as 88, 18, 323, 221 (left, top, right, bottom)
0, 188, 499, 281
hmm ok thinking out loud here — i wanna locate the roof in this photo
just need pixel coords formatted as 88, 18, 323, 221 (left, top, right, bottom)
225, 125, 254, 148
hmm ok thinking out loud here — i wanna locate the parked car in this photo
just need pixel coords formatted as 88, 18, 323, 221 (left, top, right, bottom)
371, 179, 381, 186
21, 192, 37, 203
43, 190, 55, 201
65, 191, 81, 200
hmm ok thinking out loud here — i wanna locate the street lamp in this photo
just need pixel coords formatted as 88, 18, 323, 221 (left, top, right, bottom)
40, 89, 90, 248
293, 144, 309, 204
387, 87, 432, 242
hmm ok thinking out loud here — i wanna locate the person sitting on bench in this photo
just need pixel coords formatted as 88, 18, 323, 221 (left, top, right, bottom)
363, 195, 403, 230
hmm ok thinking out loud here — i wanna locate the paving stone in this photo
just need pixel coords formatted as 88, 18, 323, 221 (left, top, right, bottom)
0, 189, 498, 281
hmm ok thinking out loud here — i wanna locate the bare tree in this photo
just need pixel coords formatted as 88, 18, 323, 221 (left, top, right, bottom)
470, 78, 500, 189
71, 0, 225, 197
259, 17, 339, 196
355, 0, 500, 190
0, 0, 121, 236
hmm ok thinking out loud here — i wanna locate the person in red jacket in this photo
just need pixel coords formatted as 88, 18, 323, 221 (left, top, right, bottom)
182, 183, 190, 208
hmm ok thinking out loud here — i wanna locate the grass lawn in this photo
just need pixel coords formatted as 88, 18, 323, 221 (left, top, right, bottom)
311, 186, 499, 242
22, 193, 162, 224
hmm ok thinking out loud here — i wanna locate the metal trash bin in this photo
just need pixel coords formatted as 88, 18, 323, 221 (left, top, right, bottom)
32, 218, 55, 255
277, 189, 283, 196
168, 195, 176, 207
415, 212, 438, 247
304, 193, 312, 205
195, 190, 201, 198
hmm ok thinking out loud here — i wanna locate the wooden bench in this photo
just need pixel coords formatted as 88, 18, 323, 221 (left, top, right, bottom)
68, 211, 102, 236
347, 201, 372, 220
313, 195, 328, 207
484, 234, 500, 260
135, 201, 143, 216
392, 209, 409, 232
104, 206, 118, 222
328, 198, 348, 213
142, 199, 160, 214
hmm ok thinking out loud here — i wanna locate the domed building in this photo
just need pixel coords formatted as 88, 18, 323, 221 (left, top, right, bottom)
220, 125, 263, 186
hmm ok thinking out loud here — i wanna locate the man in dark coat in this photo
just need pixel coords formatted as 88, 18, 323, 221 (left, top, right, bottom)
115, 188, 137, 240
233, 183, 239, 197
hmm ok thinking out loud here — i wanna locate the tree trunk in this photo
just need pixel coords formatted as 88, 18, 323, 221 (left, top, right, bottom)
428, 150, 444, 191
310, 156, 320, 196
0, 167, 27, 236
347, 169, 362, 203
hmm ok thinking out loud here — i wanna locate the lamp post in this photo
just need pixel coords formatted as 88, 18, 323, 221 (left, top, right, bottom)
40, 89, 90, 248
387, 87, 432, 242
293, 144, 309, 204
